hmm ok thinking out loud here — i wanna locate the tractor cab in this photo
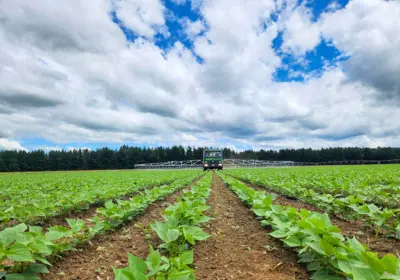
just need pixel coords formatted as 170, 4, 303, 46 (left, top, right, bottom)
203, 149, 223, 171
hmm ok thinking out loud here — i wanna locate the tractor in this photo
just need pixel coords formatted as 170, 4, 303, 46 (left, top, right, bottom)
203, 149, 223, 171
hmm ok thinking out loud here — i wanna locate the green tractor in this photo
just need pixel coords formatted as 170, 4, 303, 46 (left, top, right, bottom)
203, 149, 223, 171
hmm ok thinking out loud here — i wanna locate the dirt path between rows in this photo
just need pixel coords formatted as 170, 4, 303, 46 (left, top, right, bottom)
239, 178, 400, 256
194, 172, 308, 280
42, 182, 194, 280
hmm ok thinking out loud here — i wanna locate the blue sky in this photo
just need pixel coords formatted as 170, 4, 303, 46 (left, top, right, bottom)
1, 0, 399, 152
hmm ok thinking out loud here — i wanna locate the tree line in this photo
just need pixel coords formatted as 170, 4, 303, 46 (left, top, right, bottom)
0, 145, 399, 172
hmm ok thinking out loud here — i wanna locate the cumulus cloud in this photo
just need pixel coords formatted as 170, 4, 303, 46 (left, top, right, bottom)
181, 18, 205, 40
114, 0, 166, 38
0, 0, 399, 151
321, 0, 400, 101
0, 139, 28, 151
280, 6, 321, 55
34, 146, 63, 152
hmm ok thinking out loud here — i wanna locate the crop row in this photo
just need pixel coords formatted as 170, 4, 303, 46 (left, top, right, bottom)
0, 173, 201, 280
218, 173, 400, 280
224, 169, 400, 238
114, 173, 212, 279
0, 170, 200, 226
225, 166, 400, 208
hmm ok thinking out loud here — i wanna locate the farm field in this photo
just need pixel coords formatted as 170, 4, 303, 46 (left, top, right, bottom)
0, 165, 399, 279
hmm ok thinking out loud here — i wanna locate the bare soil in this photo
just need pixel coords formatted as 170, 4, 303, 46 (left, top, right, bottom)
194, 173, 309, 280
41, 187, 189, 280
243, 180, 400, 257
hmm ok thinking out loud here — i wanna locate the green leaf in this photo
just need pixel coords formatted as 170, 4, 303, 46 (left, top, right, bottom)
105, 200, 116, 209
365, 252, 385, 275
29, 241, 52, 255
7, 243, 35, 262
0, 224, 28, 247
183, 226, 211, 244
269, 230, 287, 239
3, 274, 26, 280
381, 254, 399, 274
351, 265, 381, 280
45, 226, 71, 241
282, 236, 301, 247
197, 216, 212, 224
309, 240, 326, 256
337, 259, 353, 274
348, 238, 366, 253
180, 250, 193, 265
151, 222, 181, 243
13, 224, 29, 234
114, 268, 140, 280
128, 254, 147, 274
28, 226, 43, 235
167, 268, 193, 280
34, 255, 52, 266
307, 215, 326, 230
26, 263, 49, 274
310, 269, 342, 280
66, 219, 85, 233
306, 261, 322, 271
146, 250, 161, 271
164, 215, 179, 228
166, 229, 181, 243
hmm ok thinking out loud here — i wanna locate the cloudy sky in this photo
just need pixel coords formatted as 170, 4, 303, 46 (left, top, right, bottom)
0, 0, 399, 152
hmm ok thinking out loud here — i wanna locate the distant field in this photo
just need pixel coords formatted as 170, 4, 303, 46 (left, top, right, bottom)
1, 165, 399, 279
0, 169, 200, 225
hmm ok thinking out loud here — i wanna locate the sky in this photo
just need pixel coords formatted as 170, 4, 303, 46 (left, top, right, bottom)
0, 0, 399, 152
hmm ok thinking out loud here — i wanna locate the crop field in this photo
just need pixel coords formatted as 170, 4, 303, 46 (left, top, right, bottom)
0, 165, 399, 280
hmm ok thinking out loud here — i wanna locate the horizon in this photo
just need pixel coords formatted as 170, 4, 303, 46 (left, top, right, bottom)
1, 0, 399, 151
1, 144, 399, 153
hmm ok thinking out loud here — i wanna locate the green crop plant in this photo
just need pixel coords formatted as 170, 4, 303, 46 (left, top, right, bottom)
219, 173, 400, 280
0, 170, 202, 228
224, 167, 400, 238
114, 174, 212, 280
0, 173, 201, 279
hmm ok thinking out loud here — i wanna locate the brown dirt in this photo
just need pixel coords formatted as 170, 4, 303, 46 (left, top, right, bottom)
194, 173, 309, 280
242, 181, 400, 257
41, 186, 190, 280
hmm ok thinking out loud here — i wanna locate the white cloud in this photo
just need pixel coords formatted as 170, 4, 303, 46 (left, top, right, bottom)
0, 0, 399, 151
34, 146, 63, 152
0, 139, 28, 151
320, 0, 400, 101
181, 18, 205, 40
280, 6, 321, 55
181, 133, 197, 141
0, 0, 126, 53
114, 0, 166, 38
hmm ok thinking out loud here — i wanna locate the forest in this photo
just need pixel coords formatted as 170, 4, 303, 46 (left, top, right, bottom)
0, 145, 399, 172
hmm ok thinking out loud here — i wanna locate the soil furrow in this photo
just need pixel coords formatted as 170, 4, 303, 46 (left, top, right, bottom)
236, 177, 400, 256
194, 172, 308, 280
41, 182, 195, 280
